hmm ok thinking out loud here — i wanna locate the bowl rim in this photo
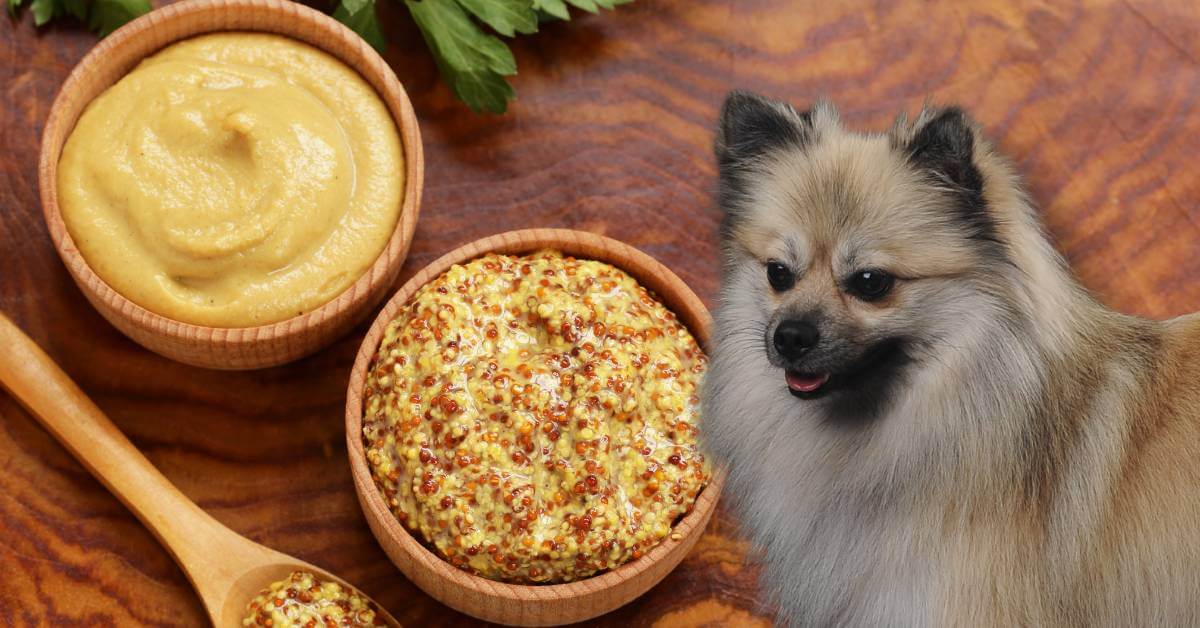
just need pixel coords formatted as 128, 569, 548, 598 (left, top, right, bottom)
344, 228, 723, 607
37, 0, 423, 342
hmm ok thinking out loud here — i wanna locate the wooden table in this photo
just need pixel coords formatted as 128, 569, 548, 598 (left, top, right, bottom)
2, 0, 1199, 625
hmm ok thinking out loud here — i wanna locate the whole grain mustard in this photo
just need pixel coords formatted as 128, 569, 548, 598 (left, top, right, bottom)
242, 570, 384, 627
362, 251, 709, 583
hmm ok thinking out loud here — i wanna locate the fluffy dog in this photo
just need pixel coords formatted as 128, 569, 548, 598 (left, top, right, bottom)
700, 91, 1200, 626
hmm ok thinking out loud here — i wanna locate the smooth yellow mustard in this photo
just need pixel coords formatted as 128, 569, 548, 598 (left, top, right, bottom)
58, 33, 403, 327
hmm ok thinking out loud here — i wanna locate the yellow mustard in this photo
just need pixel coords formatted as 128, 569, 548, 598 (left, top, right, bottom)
362, 251, 709, 583
57, 33, 403, 327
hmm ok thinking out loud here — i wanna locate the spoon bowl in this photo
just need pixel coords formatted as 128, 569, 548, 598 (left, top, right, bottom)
0, 313, 400, 627
215, 556, 400, 626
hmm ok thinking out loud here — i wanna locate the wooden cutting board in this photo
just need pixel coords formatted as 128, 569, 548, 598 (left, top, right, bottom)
2, 0, 1198, 624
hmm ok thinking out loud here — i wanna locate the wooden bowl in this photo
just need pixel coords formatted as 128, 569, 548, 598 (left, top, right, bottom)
345, 229, 724, 626
38, 0, 423, 370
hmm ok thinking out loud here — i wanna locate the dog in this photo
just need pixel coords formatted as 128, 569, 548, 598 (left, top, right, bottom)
700, 91, 1200, 626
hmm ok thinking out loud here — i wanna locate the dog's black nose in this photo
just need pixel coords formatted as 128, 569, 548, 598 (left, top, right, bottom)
774, 320, 819, 359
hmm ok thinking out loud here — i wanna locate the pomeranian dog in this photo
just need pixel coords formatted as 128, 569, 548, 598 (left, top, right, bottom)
700, 91, 1200, 626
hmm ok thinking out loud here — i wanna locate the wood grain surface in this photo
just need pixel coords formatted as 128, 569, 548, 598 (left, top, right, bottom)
3, 0, 1200, 625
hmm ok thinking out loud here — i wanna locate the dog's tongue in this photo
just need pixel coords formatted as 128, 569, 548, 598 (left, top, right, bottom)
786, 371, 830, 393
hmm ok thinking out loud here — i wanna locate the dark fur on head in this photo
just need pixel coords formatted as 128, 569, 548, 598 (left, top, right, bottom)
902, 108, 995, 244
714, 91, 813, 236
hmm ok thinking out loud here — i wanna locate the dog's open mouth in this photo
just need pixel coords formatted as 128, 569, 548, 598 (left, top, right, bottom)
782, 339, 909, 402
785, 371, 831, 398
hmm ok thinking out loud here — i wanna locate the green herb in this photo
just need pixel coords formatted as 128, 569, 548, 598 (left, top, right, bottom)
531, 0, 569, 20
10, 0, 149, 33
405, 0, 518, 113
29, 0, 55, 24
340, 0, 634, 114
332, 0, 386, 52
455, 0, 537, 37
10, 0, 632, 114
89, 0, 150, 34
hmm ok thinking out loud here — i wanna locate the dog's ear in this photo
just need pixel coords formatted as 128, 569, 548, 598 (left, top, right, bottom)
715, 91, 813, 216
904, 107, 985, 205
903, 107, 994, 241
715, 90, 812, 168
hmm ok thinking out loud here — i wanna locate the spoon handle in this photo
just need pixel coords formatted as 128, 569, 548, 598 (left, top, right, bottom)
0, 314, 249, 604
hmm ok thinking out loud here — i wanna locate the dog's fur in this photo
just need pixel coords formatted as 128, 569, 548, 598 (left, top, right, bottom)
701, 91, 1200, 626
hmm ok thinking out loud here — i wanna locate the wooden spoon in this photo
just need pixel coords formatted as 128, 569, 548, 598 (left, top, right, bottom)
0, 314, 401, 627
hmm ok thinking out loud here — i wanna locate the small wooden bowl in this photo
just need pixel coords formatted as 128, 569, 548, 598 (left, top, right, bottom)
345, 228, 723, 626
38, 0, 423, 370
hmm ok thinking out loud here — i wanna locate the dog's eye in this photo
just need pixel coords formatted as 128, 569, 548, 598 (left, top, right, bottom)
847, 270, 894, 301
766, 261, 794, 292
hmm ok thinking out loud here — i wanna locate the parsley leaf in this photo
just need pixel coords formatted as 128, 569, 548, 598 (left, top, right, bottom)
88, 0, 149, 35
446, 66, 515, 114
12, 0, 630, 116
531, 0, 568, 21
400, 0, 633, 112
333, 0, 386, 53
13, 0, 147, 32
61, 0, 86, 20
340, 0, 372, 15
406, 0, 518, 113
455, 0, 537, 37
536, 0, 632, 21
29, 0, 55, 25
564, 0, 595, 13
